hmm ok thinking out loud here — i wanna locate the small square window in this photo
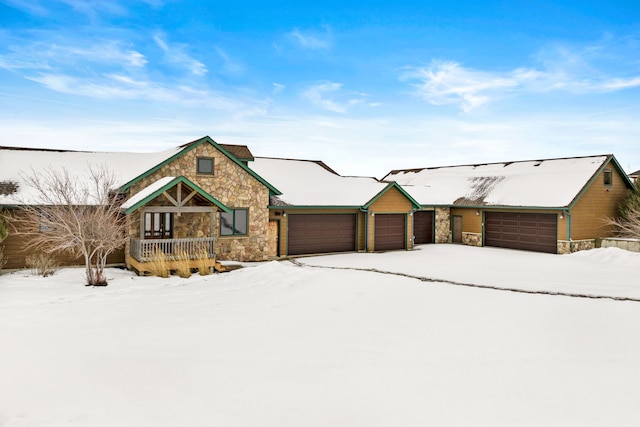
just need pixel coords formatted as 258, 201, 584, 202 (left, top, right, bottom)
603, 169, 613, 186
197, 157, 214, 175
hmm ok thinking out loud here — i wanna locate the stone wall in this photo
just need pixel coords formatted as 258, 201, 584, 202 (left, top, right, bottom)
462, 232, 482, 247
126, 142, 271, 261
557, 239, 596, 254
434, 207, 451, 243
599, 238, 640, 252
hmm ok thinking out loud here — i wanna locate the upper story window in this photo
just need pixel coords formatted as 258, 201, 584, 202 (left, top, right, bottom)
197, 157, 214, 175
603, 169, 613, 187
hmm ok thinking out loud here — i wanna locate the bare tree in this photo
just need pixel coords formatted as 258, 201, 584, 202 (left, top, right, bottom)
605, 183, 640, 239
13, 166, 128, 286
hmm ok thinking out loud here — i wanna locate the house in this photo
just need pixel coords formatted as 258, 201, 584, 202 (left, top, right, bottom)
1, 139, 635, 271
0, 136, 281, 272
629, 169, 640, 183
248, 157, 421, 256
384, 154, 634, 254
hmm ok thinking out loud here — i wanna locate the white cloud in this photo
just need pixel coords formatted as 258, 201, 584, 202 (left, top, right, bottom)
153, 34, 207, 76
286, 26, 332, 50
302, 82, 367, 113
401, 61, 542, 112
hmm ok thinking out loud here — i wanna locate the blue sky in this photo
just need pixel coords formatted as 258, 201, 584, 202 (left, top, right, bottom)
1, 0, 640, 176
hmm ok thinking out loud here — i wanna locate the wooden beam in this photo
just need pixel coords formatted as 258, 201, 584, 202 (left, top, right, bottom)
142, 206, 216, 213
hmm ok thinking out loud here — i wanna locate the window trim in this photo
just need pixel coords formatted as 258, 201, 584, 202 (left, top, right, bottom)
197, 157, 214, 175
603, 168, 613, 187
220, 208, 249, 237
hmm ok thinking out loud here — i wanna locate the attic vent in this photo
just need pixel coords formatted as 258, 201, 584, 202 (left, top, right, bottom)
0, 180, 19, 196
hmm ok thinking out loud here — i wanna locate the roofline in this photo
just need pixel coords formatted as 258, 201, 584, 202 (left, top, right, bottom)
268, 205, 362, 210
119, 136, 282, 196
122, 176, 231, 215
384, 153, 617, 178
363, 182, 422, 210
567, 154, 635, 209
254, 156, 341, 176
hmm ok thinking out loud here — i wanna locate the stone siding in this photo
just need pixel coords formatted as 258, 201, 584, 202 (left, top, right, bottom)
599, 238, 640, 252
557, 239, 596, 254
434, 207, 451, 243
126, 143, 271, 261
462, 232, 482, 247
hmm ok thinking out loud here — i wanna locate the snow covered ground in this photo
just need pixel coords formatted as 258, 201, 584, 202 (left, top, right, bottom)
1, 245, 639, 426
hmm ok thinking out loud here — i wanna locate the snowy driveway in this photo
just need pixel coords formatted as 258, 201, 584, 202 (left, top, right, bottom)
295, 245, 640, 300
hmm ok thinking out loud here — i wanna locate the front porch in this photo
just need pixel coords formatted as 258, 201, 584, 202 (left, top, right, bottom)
126, 236, 225, 275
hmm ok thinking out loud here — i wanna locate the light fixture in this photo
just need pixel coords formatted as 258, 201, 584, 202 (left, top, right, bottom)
476, 210, 480, 216
559, 213, 564, 219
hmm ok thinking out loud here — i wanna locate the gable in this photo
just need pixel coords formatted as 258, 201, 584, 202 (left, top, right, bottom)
119, 136, 280, 196
121, 176, 230, 215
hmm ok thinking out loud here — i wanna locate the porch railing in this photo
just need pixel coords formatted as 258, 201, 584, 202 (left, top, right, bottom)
130, 237, 216, 262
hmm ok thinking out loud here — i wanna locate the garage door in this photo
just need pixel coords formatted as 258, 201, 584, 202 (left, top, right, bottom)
288, 214, 356, 255
485, 212, 557, 254
375, 214, 406, 251
413, 211, 434, 244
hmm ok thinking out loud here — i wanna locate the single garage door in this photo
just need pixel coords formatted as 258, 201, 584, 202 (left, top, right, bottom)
485, 212, 557, 254
413, 211, 434, 244
288, 214, 356, 255
375, 214, 406, 251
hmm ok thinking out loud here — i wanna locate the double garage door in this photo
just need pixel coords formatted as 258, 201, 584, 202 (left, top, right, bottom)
287, 213, 409, 255
288, 214, 356, 255
484, 212, 558, 254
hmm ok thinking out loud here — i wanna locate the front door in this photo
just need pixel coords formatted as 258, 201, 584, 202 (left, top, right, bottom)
452, 215, 462, 243
144, 212, 173, 239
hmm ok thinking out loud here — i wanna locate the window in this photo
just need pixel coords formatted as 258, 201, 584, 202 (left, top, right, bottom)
220, 209, 248, 236
603, 169, 613, 186
197, 157, 214, 175
144, 212, 173, 239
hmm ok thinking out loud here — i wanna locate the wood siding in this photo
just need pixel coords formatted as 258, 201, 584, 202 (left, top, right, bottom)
569, 163, 630, 240
1, 209, 125, 270
450, 208, 482, 233
368, 187, 414, 251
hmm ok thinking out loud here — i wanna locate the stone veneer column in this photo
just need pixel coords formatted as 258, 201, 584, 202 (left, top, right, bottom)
435, 207, 451, 243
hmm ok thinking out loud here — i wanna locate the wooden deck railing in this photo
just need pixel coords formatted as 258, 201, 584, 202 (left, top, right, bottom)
130, 237, 216, 262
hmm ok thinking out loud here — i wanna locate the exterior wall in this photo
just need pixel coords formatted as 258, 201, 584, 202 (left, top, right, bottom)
569, 163, 629, 240
451, 207, 482, 234
269, 208, 365, 256
434, 207, 451, 243
368, 187, 415, 251
462, 232, 482, 246
126, 143, 271, 261
557, 239, 596, 254
2, 208, 125, 270
599, 238, 640, 252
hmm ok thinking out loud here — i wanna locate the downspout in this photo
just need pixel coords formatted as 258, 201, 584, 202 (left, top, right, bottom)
565, 209, 572, 252
361, 208, 369, 252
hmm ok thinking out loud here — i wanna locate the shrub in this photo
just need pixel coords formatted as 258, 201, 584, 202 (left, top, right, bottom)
0, 245, 6, 271
173, 250, 193, 279
146, 249, 170, 278
25, 253, 58, 277
195, 249, 212, 276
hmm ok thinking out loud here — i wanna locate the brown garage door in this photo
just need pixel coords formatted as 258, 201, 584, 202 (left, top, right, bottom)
375, 214, 406, 251
413, 211, 434, 244
288, 214, 356, 255
485, 212, 557, 254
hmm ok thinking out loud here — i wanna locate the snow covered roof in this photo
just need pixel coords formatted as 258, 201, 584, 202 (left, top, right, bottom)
0, 146, 181, 206
385, 155, 616, 208
250, 157, 395, 207
120, 176, 176, 211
